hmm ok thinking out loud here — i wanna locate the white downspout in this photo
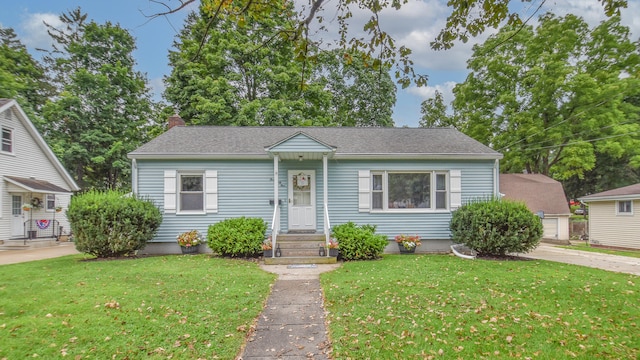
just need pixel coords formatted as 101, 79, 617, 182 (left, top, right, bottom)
132, 159, 138, 195
494, 159, 500, 196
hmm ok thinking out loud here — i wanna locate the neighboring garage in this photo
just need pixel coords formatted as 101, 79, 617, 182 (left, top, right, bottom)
500, 173, 572, 242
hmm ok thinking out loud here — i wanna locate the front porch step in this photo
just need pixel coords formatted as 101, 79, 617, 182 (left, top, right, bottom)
263, 256, 337, 265
274, 233, 328, 257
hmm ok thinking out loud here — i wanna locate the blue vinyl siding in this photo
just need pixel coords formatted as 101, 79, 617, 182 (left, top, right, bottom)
136, 158, 496, 242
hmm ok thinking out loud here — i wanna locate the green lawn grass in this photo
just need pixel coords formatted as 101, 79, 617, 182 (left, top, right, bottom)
0, 254, 276, 359
321, 255, 639, 359
558, 243, 640, 259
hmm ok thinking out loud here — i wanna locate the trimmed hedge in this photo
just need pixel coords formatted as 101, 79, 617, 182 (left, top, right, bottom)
450, 198, 542, 256
331, 222, 388, 260
207, 217, 267, 257
67, 190, 162, 258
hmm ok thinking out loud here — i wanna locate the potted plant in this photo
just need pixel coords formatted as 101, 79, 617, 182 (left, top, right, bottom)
55, 206, 63, 213
22, 203, 32, 211
395, 234, 421, 254
262, 237, 273, 257
327, 238, 339, 257
176, 230, 203, 254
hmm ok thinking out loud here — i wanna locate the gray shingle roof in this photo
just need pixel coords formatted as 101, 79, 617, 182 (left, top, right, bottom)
5, 176, 72, 193
500, 174, 571, 215
580, 183, 640, 201
129, 126, 502, 159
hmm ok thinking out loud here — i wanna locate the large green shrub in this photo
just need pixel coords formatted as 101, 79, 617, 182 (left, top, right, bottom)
450, 198, 542, 256
332, 222, 388, 260
207, 217, 267, 257
67, 190, 162, 258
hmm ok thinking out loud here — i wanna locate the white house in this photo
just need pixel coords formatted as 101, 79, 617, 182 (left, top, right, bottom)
0, 99, 80, 248
579, 183, 640, 250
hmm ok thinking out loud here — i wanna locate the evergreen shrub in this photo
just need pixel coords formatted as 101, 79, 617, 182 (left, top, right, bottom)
67, 190, 162, 258
450, 198, 542, 256
207, 217, 267, 257
331, 221, 388, 260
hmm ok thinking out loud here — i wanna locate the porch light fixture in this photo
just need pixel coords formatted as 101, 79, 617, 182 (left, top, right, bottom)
298, 155, 303, 162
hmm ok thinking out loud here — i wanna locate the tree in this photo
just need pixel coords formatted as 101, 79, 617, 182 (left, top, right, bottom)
147, 0, 627, 88
314, 49, 396, 127
166, 2, 397, 127
0, 27, 51, 118
41, 10, 156, 190
419, 90, 454, 128
165, 5, 332, 126
451, 14, 640, 180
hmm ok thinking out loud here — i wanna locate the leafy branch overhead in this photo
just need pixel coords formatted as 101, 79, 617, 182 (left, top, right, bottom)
145, 0, 627, 88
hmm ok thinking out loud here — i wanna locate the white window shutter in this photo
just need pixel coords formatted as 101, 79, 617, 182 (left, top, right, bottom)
205, 170, 218, 213
164, 170, 177, 213
450, 170, 462, 210
358, 170, 370, 212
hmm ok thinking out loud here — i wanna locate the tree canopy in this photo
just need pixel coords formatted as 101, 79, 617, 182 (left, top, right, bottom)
165, 2, 396, 127
40, 9, 157, 190
148, 0, 628, 88
451, 13, 640, 182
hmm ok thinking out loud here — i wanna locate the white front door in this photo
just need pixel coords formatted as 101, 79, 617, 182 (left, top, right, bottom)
288, 170, 316, 231
11, 195, 25, 237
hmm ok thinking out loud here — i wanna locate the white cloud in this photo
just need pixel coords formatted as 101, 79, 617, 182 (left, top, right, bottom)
148, 77, 165, 102
20, 12, 62, 50
407, 81, 457, 107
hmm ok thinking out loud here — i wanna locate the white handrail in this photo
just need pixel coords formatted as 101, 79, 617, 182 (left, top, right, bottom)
271, 204, 279, 258
323, 203, 330, 256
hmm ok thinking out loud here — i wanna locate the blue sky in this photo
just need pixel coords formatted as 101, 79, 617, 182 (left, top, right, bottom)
1, 0, 638, 127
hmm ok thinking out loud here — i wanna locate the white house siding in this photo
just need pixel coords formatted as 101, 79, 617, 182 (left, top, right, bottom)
136, 158, 497, 253
0, 105, 74, 240
588, 200, 640, 249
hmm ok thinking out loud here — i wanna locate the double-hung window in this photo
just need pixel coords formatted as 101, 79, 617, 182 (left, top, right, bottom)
1, 127, 12, 153
179, 173, 204, 212
617, 200, 632, 215
371, 171, 448, 211
46, 194, 56, 211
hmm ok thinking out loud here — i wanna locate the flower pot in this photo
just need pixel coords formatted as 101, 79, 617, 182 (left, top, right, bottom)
180, 245, 199, 254
397, 243, 416, 254
329, 248, 339, 257
263, 249, 273, 257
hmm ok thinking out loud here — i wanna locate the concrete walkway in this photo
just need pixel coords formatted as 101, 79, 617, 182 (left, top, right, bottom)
239, 264, 341, 360
520, 242, 640, 276
0, 241, 79, 265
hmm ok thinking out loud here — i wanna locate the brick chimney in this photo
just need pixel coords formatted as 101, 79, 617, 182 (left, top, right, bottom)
167, 114, 185, 129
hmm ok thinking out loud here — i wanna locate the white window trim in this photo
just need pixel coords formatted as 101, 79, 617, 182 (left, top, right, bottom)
616, 200, 633, 216
1, 126, 14, 154
368, 170, 452, 213
178, 172, 206, 214
163, 170, 218, 215
45, 194, 56, 212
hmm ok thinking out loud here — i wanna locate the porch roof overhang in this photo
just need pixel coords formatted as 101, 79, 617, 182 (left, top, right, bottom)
4, 176, 72, 194
264, 131, 337, 161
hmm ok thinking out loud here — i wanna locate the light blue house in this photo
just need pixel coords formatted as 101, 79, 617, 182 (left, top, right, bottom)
128, 120, 502, 255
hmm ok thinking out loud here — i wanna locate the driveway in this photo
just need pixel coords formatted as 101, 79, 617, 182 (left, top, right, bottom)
521, 242, 640, 276
0, 242, 80, 265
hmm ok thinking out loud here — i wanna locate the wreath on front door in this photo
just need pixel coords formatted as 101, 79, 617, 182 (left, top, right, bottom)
31, 197, 43, 209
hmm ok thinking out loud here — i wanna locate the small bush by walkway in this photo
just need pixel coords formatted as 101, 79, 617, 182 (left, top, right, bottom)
321, 255, 639, 359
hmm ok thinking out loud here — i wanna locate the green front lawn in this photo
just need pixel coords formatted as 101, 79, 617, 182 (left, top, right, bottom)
558, 243, 640, 259
321, 255, 639, 359
0, 255, 276, 359
2, 254, 638, 359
